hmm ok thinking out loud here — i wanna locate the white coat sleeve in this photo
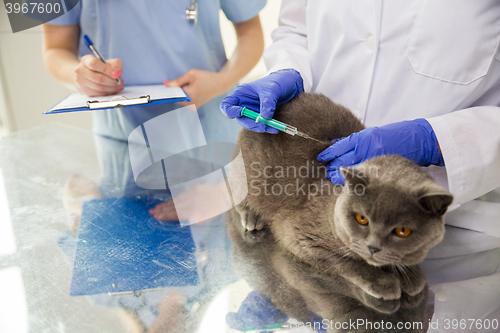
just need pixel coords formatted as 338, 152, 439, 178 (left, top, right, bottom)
263, 0, 313, 92
426, 105, 500, 209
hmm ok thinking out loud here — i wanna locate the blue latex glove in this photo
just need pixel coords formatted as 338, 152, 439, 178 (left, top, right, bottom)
226, 291, 288, 331
317, 119, 444, 185
220, 69, 304, 133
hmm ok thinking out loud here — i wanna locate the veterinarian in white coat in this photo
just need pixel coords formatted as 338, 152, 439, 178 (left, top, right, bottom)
222, 1, 500, 332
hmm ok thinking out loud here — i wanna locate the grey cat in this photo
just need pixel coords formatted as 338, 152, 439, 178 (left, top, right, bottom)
227, 93, 453, 332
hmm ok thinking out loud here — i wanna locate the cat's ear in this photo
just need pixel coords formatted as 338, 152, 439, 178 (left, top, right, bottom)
418, 192, 453, 216
340, 166, 369, 187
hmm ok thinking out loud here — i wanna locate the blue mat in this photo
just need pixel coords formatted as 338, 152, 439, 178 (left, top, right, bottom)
70, 197, 198, 296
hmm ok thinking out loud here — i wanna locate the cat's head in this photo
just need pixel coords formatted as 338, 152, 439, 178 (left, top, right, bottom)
333, 155, 453, 267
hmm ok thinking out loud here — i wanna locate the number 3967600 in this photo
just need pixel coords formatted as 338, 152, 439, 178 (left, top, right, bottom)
5, 2, 61, 14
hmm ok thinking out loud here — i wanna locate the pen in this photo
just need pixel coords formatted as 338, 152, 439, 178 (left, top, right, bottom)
83, 35, 121, 85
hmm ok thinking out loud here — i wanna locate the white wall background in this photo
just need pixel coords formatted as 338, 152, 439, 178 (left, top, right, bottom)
0, 0, 282, 135
220, 0, 282, 83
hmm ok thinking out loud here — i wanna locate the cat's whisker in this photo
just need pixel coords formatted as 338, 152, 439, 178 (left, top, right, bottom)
394, 264, 413, 285
342, 251, 353, 258
337, 245, 356, 258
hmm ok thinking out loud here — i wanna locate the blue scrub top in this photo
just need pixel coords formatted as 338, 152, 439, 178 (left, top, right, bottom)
49, 0, 266, 142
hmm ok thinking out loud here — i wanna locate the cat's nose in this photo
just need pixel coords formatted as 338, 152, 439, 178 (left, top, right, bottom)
368, 246, 381, 254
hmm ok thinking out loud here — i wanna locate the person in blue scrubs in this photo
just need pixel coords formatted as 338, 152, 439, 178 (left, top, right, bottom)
42, 0, 266, 221
42, 0, 266, 144
44, 3, 265, 329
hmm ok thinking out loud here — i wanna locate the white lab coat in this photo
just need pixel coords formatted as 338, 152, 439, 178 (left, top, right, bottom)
264, 1, 500, 331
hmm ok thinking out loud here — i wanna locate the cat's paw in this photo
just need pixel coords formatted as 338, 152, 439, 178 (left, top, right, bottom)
362, 293, 400, 314
400, 272, 426, 297
242, 229, 269, 243
363, 274, 401, 301
241, 210, 267, 231
400, 285, 428, 309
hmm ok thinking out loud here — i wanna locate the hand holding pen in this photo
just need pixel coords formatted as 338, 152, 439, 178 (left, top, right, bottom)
73, 35, 124, 97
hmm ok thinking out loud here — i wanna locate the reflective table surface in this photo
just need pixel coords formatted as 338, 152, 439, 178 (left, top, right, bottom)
0, 124, 271, 333
2, 124, 500, 333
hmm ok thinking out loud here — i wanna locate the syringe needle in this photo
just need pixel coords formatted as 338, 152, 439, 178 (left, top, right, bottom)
296, 131, 322, 143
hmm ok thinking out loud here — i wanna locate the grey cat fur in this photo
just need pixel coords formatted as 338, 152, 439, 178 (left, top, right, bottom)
227, 93, 453, 332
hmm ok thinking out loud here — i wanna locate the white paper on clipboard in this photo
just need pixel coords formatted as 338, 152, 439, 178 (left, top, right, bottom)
45, 85, 188, 114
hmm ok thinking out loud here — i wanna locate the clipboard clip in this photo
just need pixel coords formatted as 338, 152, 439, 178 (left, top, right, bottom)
87, 95, 151, 109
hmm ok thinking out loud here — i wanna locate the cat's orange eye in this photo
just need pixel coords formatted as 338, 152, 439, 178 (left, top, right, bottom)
355, 213, 369, 225
394, 227, 412, 237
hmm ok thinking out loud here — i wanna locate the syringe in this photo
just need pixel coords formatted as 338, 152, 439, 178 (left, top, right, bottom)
240, 107, 321, 143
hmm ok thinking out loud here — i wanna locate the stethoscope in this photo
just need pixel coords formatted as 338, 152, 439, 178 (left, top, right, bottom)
186, 0, 198, 26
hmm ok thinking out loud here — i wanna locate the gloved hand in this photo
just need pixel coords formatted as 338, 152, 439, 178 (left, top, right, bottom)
225, 291, 288, 331
220, 69, 304, 133
317, 119, 444, 185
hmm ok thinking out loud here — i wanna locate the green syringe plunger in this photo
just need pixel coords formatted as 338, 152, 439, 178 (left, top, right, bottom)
240, 107, 321, 143
240, 107, 297, 135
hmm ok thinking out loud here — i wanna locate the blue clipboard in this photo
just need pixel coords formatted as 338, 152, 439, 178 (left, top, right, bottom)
69, 197, 199, 296
45, 85, 190, 114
